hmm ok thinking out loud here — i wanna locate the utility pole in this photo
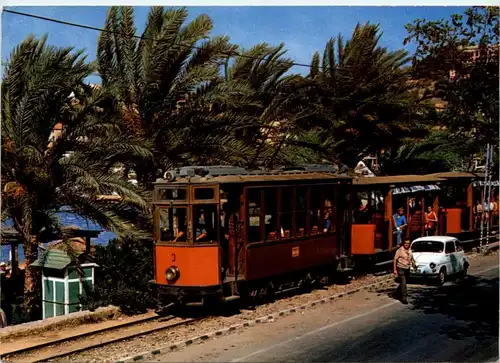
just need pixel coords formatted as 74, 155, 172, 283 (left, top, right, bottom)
479, 144, 490, 250
480, 143, 495, 252
485, 143, 494, 248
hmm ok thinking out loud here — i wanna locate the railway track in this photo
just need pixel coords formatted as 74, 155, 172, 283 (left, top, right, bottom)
3, 240, 497, 362
1, 314, 205, 362
0, 269, 409, 362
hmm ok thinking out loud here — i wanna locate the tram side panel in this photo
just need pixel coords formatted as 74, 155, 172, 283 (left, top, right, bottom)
154, 244, 222, 287
245, 235, 338, 281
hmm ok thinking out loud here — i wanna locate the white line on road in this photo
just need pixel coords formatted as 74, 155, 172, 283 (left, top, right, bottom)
231, 301, 399, 362
232, 264, 499, 363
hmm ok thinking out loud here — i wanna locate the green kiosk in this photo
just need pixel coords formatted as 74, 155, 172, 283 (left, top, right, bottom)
30, 230, 99, 319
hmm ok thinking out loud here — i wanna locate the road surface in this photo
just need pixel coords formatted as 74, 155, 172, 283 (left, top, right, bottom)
152, 253, 499, 362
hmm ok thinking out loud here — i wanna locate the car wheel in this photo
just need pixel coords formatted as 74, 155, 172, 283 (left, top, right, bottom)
437, 267, 446, 285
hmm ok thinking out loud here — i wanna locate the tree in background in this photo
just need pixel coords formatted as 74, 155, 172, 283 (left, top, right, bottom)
222, 43, 318, 169
377, 131, 473, 175
1, 35, 151, 318
404, 6, 499, 171
308, 23, 429, 169
80, 237, 156, 314
97, 6, 257, 186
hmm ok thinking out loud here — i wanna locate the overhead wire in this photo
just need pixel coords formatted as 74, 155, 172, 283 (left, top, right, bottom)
3, 9, 311, 69
1, 8, 429, 109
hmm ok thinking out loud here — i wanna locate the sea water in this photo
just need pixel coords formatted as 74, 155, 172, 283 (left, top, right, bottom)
1, 208, 116, 263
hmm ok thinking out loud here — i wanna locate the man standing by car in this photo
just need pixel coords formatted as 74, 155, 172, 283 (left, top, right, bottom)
393, 240, 416, 304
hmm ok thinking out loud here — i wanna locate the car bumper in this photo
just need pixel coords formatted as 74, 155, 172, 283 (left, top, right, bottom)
410, 268, 439, 279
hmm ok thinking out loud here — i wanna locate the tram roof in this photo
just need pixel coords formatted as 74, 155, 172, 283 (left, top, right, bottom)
157, 173, 351, 185
155, 172, 351, 185
426, 172, 479, 179
353, 175, 445, 186
154, 165, 352, 185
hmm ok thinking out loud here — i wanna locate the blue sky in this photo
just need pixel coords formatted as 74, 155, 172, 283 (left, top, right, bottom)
2, 6, 467, 83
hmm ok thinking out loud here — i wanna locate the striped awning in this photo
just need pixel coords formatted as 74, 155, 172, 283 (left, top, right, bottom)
473, 180, 500, 187
392, 184, 441, 195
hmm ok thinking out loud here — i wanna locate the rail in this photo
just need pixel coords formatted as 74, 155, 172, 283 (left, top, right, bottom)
3, 236, 498, 362
1, 314, 205, 362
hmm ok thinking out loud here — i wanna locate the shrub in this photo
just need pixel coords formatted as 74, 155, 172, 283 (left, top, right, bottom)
80, 237, 158, 315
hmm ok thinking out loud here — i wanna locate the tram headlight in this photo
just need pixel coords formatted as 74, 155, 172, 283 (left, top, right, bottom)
166, 266, 180, 282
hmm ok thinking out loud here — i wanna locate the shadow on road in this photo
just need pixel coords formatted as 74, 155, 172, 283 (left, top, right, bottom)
375, 274, 499, 341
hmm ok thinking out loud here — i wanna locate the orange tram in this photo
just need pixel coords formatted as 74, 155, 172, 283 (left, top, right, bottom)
150, 166, 499, 309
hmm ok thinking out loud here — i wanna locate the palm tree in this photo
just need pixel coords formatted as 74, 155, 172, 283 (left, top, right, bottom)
377, 130, 469, 174
222, 43, 317, 169
97, 6, 258, 184
1, 35, 151, 317
308, 23, 430, 169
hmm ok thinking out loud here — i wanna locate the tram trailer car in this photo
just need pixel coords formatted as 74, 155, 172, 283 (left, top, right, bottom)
426, 172, 499, 246
349, 172, 499, 270
150, 165, 353, 308
349, 175, 445, 270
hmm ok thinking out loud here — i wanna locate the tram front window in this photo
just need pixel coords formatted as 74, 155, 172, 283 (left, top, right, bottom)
193, 205, 218, 243
159, 207, 187, 242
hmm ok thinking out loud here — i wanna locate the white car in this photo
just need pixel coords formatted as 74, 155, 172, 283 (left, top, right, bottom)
410, 236, 469, 285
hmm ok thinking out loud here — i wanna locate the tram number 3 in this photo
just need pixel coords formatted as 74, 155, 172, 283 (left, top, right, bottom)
292, 247, 300, 258
171, 253, 176, 262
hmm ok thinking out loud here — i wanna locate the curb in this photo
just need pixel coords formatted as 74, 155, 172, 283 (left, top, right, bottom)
0, 305, 121, 341
116, 275, 394, 362
116, 249, 492, 362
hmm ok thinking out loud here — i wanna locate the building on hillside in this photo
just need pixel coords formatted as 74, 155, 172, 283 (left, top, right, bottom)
409, 44, 498, 112
449, 44, 499, 79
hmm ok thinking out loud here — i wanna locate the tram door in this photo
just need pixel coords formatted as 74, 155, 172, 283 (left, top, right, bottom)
336, 184, 351, 256
220, 185, 244, 279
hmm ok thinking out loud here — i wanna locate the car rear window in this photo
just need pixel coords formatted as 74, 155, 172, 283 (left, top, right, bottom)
411, 240, 444, 253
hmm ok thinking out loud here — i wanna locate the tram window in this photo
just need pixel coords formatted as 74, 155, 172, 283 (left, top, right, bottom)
441, 185, 467, 208
247, 188, 262, 242
157, 188, 187, 201
264, 188, 278, 241
295, 187, 307, 236
296, 187, 307, 210
194, 188, 215, 200
159, 207, 187, 242
279, 188, 293, 238
193, 205, 218, 243
309, 187, 323, 234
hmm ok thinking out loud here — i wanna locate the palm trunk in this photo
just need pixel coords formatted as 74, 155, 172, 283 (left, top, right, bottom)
22, 235, 42, 320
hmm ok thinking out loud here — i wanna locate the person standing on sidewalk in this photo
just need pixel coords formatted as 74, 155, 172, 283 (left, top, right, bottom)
393, 240, 416, 304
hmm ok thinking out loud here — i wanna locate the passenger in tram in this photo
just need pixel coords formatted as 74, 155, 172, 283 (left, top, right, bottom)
172, 212, 187, 242
195, 209, 208, 242
220, 203, 230, 241
220, 202, 235, 277
424, 206, 438, 236
408, 198, 417, 214
220, 201, 240, 240
474, 200, 484, 229
173, 227, 186, 242
392, 208, 407, 245
323, 212, 332, 233
354, 198, 368, 224
357, 204, 372, 224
